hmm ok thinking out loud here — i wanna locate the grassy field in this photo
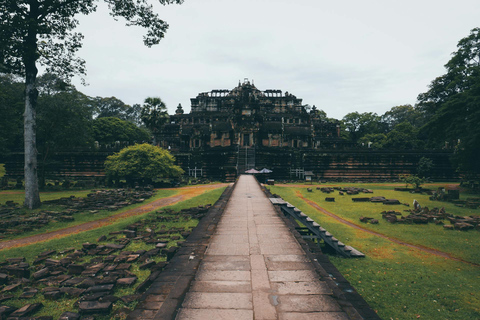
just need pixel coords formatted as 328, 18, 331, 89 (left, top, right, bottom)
0, 186, 226, 319
268, 183, 480, 320
0, 189, 179, 241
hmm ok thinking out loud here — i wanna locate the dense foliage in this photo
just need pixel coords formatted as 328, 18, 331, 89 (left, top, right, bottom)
0, 74, 154, 156
105, 143, 184, 185
417, 28, 480, 174
92, 117, 151, 145
141, 97, 169, 144
0, 0, 183, 208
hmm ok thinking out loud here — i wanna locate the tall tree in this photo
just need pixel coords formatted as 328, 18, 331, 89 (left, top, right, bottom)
417, 27, 480, 174
141, 97, 169, 145
36, 74, 94, 186
0, 0, 183, 208
381, 104, 424, 131
342, 112, 385, 143
91, 96, 142, 124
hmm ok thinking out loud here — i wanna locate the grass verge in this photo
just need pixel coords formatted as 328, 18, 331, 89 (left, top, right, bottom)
269, 183, 480, 320
0, 186, 226, 319
0, 189, 179, 242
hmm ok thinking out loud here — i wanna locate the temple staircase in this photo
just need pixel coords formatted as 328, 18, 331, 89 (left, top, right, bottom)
237, 145, 256, 175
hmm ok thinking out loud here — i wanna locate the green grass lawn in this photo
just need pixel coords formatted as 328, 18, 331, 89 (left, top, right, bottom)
0, 189, 179, 242
269, 183, 480, 320
0, 186, 226, 319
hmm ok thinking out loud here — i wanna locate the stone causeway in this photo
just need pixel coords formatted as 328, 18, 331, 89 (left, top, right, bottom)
129, 174, 380, 320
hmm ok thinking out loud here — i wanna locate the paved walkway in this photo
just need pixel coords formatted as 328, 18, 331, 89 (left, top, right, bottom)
176, 175, 350, 320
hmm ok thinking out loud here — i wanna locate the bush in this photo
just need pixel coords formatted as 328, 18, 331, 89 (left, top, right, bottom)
399, 174, 424, 189
105, 143, 184, 186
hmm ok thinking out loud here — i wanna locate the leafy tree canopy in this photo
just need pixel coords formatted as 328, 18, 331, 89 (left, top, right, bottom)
141, 97, 169, 131
416, 27, 480, 174
92, 117, 150, 146
0, 74, 24, 156
342, 112, 385, 143
105, 143, 183, 185
92, 96, 142, 125
417, 157, 434, 178
384, 121, 423, 150
358, 133, 387, 149
381, 104, 425, 131
141, 97, 169, 144
0, 0, 183, 77
36, 74, 95, 153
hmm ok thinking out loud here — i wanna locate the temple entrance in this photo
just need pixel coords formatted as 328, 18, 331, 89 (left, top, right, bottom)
243, 133, 250, 146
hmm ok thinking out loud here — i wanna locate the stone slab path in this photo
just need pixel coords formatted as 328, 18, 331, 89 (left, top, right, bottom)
176, 175, 350, 320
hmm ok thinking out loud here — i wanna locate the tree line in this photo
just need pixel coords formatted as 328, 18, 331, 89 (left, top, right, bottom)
318, 28, 480, 177
0, 73, 170, 185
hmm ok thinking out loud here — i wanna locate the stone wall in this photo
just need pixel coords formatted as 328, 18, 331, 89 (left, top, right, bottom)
2, 148, 457, 182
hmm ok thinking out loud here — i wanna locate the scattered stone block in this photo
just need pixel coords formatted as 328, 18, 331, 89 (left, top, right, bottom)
126, 255, 140, 263
4, 265, 30, 278
139, 261, 156, 270
38, 250, 56, 257
59, 311, 81, 320
59, 287, 85, 297
116, 263, 131, 271
1, 282, 21, 293
454, 222, 474, 231
0, 273, 8, 285
0, 294, 14, 303
123, 230, 137, 238
82, 243, 97, 250
9, 303, 43, 317
120, 294, 140, 304
44, 290, 64, 300
85, 284, 114, 294
105, 243, 125, 250
78, 301, 112, 314
6, 257, 25, 264
383, 199, 401, 205
352, 197, 370, 202
117, 277, 137, 286
19, 287, 38, 299
156, 243, 167, 249
359, 216, 373, 223
0, 305, 17, 318
68, 264, 85, 275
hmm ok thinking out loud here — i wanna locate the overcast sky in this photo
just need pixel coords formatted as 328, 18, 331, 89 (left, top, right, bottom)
70, 0, 480, 119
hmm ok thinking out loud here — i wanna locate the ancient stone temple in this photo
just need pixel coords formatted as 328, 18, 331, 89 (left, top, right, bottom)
154, 80, 456, 182
2, 80, 457, 183
159, 79, 343, 151
156, 79, 348, 180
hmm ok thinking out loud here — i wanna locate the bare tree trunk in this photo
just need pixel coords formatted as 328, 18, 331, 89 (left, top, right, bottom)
23, 0, 41, 209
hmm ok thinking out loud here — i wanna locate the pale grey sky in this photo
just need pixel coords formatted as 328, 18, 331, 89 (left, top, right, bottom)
70, 0, 480, 119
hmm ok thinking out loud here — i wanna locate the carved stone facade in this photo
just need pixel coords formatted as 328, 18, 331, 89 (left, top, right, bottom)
157, 80, 344, 153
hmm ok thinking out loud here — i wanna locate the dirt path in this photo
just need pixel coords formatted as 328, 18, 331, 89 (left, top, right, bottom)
295, 192, 479, 266
0, 184, 228, 251
275, 183, 459, 188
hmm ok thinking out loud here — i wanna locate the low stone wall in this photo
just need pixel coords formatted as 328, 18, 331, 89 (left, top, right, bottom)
2, 148, 458, 182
